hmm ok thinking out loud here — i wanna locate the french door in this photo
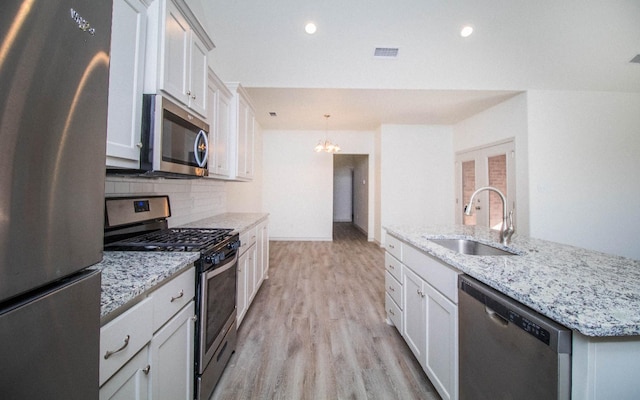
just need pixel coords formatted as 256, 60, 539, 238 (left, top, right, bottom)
455, 140, 516, 230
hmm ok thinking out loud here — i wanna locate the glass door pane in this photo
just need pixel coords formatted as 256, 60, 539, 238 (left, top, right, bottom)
462, 160, 476, 226
488, 154, 507, 230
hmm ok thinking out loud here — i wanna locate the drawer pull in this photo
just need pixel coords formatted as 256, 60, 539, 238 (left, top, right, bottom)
104, 335, 130, 359
388, 264, 395, 269
388, 244, 395, 249
142, 365, 151, 375
388, 286, 395, 292
417, 289, 425, 298
388, 309, 395, 316
170, 289, 184, 302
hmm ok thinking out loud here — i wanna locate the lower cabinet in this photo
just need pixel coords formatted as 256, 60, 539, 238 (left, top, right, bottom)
236, 219, 269, 327
150, 302, 195, 400
387, 234, 460, 400
100, 267, 195, 400
100, 346, 150, 400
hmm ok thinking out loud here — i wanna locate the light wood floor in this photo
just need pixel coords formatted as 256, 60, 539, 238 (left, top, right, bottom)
210, 222, 441, 400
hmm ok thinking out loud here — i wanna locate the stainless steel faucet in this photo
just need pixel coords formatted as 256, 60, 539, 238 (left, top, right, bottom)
464, 186, 514, 245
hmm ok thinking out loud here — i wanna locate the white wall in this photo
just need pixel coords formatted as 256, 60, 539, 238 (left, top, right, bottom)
263, 129, 376, 240
527, 91, 640, 260
380, 125, 455, 242
105, 176, 227, 227
453, 93, 530, 234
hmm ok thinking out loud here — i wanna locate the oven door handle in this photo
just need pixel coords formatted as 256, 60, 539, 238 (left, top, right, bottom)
206, 252, 238, 278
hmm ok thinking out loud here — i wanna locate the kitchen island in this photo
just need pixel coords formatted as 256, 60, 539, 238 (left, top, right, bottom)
385, 224, 640, 400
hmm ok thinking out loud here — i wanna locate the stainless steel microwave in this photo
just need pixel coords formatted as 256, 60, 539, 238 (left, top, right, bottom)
140, 94, 209, 177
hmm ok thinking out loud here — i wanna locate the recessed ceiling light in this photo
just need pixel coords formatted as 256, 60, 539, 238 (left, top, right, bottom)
460, 25, 474, 38
305, 22, 317, 35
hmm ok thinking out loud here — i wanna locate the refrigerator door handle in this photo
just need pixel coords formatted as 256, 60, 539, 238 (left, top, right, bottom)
104, 334, 130, 359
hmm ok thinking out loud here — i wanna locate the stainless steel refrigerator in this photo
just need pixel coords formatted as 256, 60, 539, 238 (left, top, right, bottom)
0, 1, 112, 398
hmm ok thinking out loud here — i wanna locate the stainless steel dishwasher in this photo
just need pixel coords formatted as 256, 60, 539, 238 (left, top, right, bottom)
458, 275, 572, 400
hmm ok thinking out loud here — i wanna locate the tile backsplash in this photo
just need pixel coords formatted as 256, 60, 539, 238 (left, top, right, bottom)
105, 176, 227, 227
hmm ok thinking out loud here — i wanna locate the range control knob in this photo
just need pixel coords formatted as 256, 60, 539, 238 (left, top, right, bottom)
204, 253, 220, 265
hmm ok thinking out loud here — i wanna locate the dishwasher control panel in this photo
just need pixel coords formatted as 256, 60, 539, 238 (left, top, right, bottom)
508, 310, 551, 344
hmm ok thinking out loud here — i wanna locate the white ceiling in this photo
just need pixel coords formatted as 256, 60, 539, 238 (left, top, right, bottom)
245, 88, 521, 130
199, 0, 640, 130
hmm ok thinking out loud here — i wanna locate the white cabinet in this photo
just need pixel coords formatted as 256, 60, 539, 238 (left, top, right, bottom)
387, 233, 460, 400
403, 266, 426, 362
226, 83, 256, 181
424, 283, 457, 400
100, 298, 153, 386
207, 68, 233, 178
237, 227, 257, 326
100, 267, 196, 400
385, 252, 403, 333
145, 0, 214, 117
149, 302, 195, 400
236, 219, 269, 327
100, 346, 150, 400
256, 220, 269, 281
106, 0, 148, 168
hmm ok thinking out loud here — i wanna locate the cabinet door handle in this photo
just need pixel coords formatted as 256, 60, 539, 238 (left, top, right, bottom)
388, 309, 395, 316
142, 365, 151, 375
388, 286, 395, 292
170, 289, 184, 302
388, 244, 395, 249
186, 90, 191, 96
388, 264, 395, 269
104, 335, 130, 359
417, 289, 425, 298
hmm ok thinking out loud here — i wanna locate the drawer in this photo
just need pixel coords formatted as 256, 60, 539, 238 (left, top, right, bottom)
385, 234, 402, 261
385, 270, 402, 309
239, 227, 257, 256
151, 267, 196, 332
100, 297, 153, 386
385, 292, 403, 334
385, 252, 403, 282
403, 243, 461, 304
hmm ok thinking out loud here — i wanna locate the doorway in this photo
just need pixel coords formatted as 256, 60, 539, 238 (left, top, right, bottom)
333, 154, 369, 235
455, 140, 516, 230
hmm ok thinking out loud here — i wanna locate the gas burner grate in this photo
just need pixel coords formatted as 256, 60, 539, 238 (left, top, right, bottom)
106, 228, 234, 252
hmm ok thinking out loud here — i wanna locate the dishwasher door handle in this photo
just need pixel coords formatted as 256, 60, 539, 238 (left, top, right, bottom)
485, 306, 509, 327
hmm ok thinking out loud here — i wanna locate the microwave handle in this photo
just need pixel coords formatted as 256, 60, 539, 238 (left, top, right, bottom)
194, 130, 208, 168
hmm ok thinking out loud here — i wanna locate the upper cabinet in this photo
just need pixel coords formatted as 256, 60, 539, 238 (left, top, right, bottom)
207, 69, 233, 178
106, 0, 149, 168
205, 80, 256, 181
227, 83, 255, 181
145, 0, 214, 118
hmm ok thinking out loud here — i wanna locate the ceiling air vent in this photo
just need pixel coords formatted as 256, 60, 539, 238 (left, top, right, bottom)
374, 47, 399, 59
630, 54, 640, 64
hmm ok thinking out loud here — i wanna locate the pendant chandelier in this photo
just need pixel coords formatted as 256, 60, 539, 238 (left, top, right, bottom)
314, 114, 341, 153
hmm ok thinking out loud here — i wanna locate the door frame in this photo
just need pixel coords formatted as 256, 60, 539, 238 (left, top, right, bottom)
454, 139, 516, 228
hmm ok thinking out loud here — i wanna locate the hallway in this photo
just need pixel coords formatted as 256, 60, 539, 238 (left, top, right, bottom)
211, 223, 440, 399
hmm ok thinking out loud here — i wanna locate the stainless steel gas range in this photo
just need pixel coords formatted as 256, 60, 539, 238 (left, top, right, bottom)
104, 195, 239, 399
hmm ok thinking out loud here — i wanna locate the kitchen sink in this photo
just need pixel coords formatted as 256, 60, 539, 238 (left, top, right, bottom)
429, 239, 518, 256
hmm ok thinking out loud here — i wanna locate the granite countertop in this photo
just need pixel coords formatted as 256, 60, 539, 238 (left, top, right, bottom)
385, 224, 640, 337
96, 252, 199, 324
179, 212, 269, 233
97, 213, 268, 324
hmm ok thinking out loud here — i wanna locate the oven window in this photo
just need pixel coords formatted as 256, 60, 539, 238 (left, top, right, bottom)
206, 264, 236, 350
162, 110, 204, 167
